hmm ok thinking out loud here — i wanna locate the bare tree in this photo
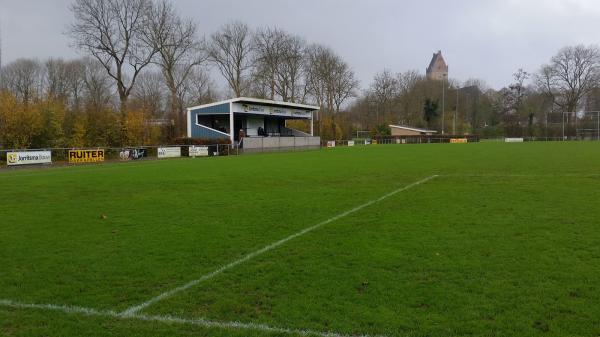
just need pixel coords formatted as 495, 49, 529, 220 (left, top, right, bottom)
537, 45, 600, 113
68, 0, 157, 114
183, 67, 216, 107
369, 69, 398, 123
65, 59, 87, 112
132, 71, 165, 117
0, 58, 43, 104
276, 33, 305, 102
304, 44, 333, 113
397, 70, 422, 95
331, 59, 359, 113
304, 44, 358, 137
208, 21, 253, 97
148, 0, 205, 135
506, 69, 530, 115
305, 46, 357, 113
252, 27, 306, 102
45, 58, 71, 101
253, 27, 284, 100
82, 57, 114, 111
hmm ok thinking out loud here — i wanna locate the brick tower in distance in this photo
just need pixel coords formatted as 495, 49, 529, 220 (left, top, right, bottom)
426, 50, 448, 81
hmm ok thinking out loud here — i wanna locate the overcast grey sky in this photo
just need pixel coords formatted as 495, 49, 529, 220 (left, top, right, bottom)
1, 0, 599, 90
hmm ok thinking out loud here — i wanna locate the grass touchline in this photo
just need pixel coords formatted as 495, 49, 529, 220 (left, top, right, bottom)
0, 299, 387, 337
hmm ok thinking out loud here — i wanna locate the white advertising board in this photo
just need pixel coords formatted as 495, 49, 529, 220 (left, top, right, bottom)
157, 147, 181, 158
505, 138, 524, 143
348, 140, 355, 147
326, 141, 336, 148
189, 146, 209, 157
7, 151, 52, 166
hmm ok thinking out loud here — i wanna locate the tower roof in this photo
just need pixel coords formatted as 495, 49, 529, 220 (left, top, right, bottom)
427, 50, 447, 72
426, 50, 448, 80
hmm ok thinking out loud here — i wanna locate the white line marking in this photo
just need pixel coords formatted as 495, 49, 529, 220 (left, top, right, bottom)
0, 299, 388, 337
122, 175, 438, 315
439, 173, 600, 178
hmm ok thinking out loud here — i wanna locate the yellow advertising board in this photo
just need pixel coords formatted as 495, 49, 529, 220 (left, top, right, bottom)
450, 138, 468, 143
68, 149, 105, 163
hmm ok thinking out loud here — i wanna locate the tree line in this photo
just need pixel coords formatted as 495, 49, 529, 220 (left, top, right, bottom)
1, 0, 600, 149
0, 0, 358, 149
349, 45, 600, 139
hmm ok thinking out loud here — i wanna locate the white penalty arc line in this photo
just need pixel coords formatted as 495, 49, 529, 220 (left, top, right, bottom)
122, 175, 439, 316
0, 299, 388, 337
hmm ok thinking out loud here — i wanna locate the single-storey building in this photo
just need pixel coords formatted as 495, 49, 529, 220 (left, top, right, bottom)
187, 97, 320, 150
389, 125, 437, 136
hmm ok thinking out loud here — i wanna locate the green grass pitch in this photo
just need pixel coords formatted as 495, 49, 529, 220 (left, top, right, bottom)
1, 142, 600, 337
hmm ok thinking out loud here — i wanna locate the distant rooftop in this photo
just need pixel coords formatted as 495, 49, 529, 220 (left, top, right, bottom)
389, 124, 437, 133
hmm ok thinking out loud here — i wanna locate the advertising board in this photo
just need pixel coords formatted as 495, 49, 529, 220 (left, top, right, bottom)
68, 149, 104, 163
505, 138, 524, 143
157, 147, 181, 158
189, 146, 209, 157
7, 151, 52, 166
119, 148, 147, 160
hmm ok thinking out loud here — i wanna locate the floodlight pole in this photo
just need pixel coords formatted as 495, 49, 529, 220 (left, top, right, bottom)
454, 86, 458, 135
545, 112, 548, 140
441, 75, 446, 135
562, 112, 565, 141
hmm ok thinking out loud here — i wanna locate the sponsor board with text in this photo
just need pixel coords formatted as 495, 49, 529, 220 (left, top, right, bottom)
505, 138, 524, 143
450, 138, 468, 143
7, 151, 52, 166
158, 147, 181, 158
189, 146, 209, 157
119, 148, 147, 160
68, 149, 105, 163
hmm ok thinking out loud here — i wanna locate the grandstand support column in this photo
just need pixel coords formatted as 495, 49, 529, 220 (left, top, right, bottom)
311, 111, 314, 136
229, 102, 234, 144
